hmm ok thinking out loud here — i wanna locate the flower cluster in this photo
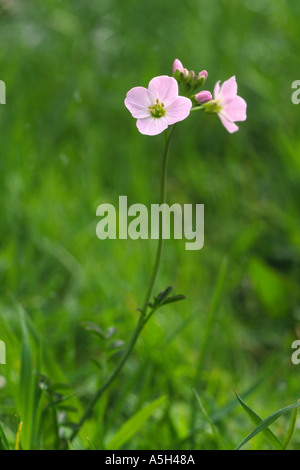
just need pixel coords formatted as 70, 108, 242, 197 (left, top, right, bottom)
125, 58, 247, 136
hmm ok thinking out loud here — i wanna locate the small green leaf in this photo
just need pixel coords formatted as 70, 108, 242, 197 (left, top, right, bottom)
81, 322, 104, 338
105, 327, 118, 340
161, 294, 186, 306
155, 286, 173, 302
149, 287, 186, 312
108, 340, 125, 351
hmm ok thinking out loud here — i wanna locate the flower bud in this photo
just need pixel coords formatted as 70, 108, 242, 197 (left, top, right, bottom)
172, 58, 184, 75
176, 67, 189, 84
195, 90, 212, 104
196, 70, 208, 88
172, 59, 185, 81
198, 70, 208, 80
188, 70, 197, 85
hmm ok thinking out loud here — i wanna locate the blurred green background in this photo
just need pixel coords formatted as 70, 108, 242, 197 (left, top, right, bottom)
0, 0, 300, 450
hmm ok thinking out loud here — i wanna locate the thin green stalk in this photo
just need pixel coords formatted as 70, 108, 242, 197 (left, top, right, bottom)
68, 125, 175, 445
140, 125, 175, 315
190, 105, 204, 112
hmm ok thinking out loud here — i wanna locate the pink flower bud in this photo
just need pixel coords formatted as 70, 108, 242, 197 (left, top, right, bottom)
172, 58, 184, 74
198, 70, 208, 80
195, 90, 212, 104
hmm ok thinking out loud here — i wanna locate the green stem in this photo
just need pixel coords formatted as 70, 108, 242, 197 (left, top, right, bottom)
141, 124, 175, 315
190, 105, 204, 112
67, 125, 175, 445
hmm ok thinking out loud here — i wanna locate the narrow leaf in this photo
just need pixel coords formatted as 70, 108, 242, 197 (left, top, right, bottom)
193, 389, 224, 449
0, 422, 10, 450
236, 401, 300, 450
235, 391, 283, 450
15, 422, 23, 450
161, 294, 186, 306
105, 327, 117, 340
81, 322, 104, 338
19, 307, 34, 450
106, 395, 167, 450
283, 401, 299, 450
86, 437, 96, 450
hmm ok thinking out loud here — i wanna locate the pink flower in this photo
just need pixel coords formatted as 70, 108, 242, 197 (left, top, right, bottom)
125, 75, 192, 136
195, 90, 212, 104
213, 76, 247, 133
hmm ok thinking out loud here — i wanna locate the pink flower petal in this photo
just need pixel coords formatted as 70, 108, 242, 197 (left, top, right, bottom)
219, 113, 239, 134
214, 80, 221, 99
219, 76, 237, 101
165, 96, 192, 125
223, 96, 247, 122
148, 75, 179, 106
124, 86, 151, 119
136, 116, 169, 136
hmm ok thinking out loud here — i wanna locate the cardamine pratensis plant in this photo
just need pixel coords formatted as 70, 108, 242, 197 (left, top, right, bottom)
68, 58, 247, 444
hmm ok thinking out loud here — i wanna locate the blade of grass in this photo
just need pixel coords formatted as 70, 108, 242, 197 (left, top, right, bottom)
179, 359, 279, 446
86, 436, 96, 450
283, 401, 299, 450
193, 389, 224, 449
235, 401, 300, 450
235, 391, 283, 450
0, 421, 10, 450
106, 395, 167, 450
189, 257, 228, 447
15, 421, 23, 450
196, 257, 228, 375
19, 305, 34, 450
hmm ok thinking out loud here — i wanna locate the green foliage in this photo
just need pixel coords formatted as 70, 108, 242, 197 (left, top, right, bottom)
106, 396, 167, 450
